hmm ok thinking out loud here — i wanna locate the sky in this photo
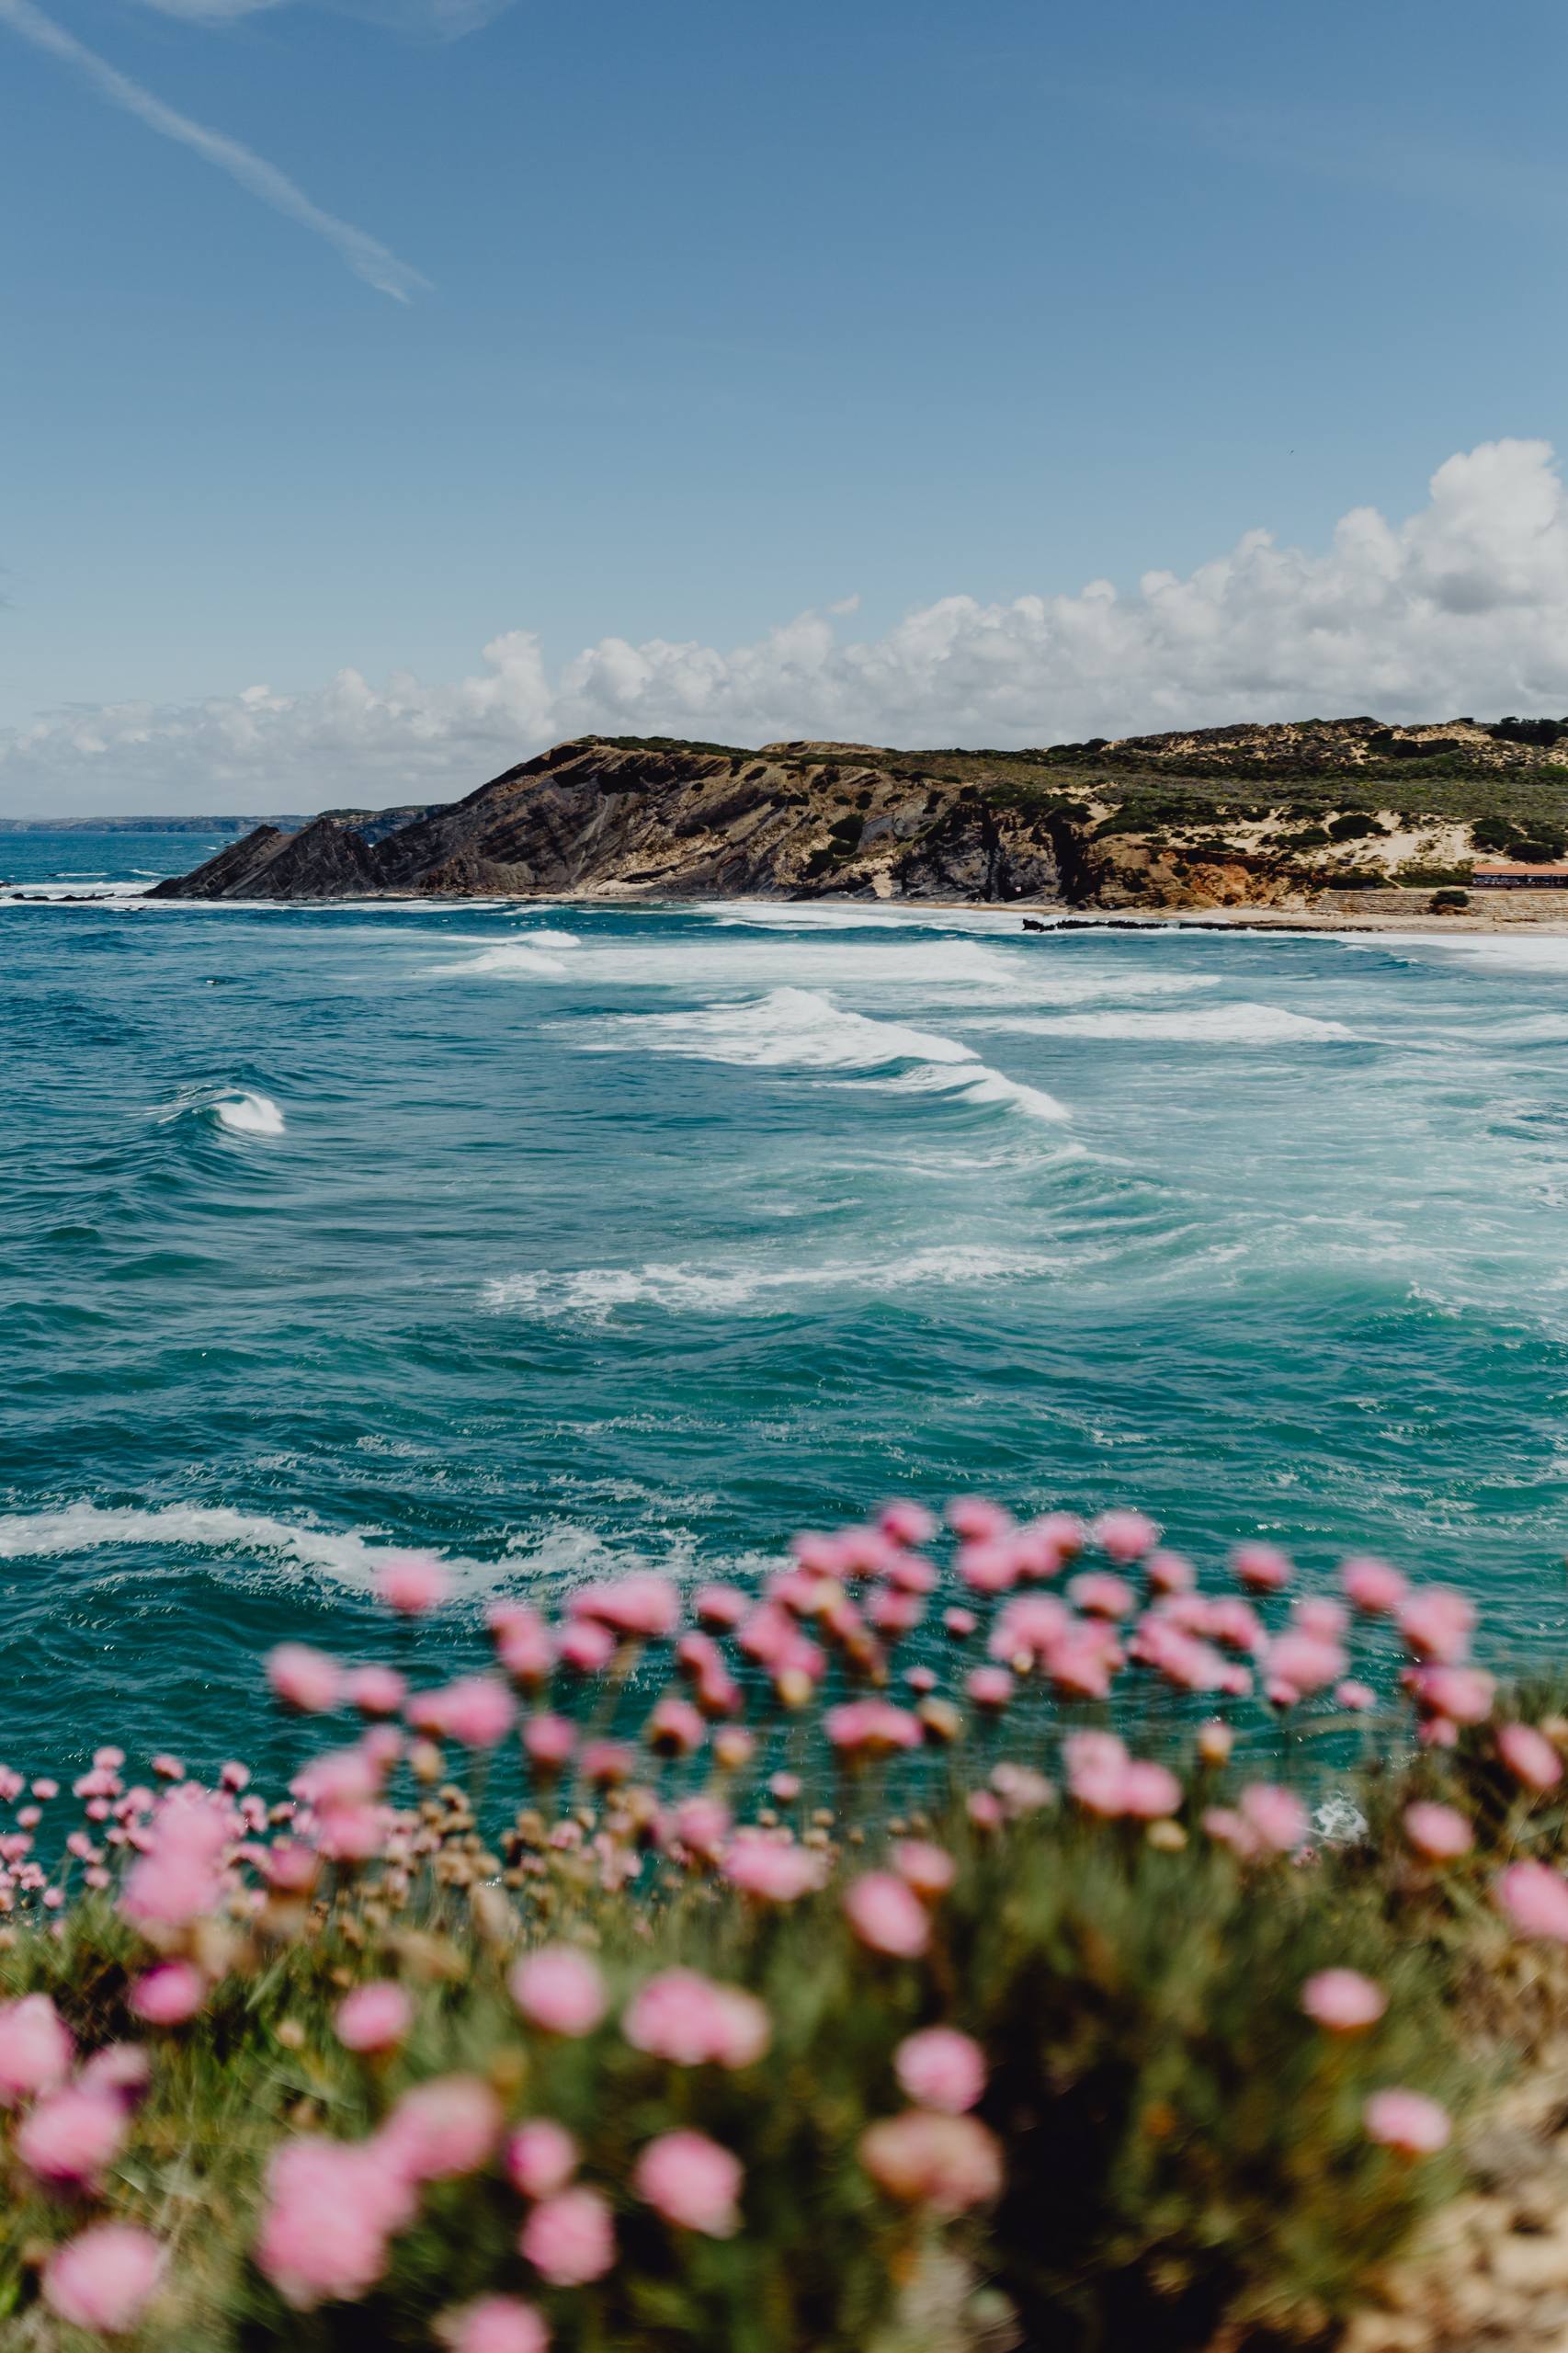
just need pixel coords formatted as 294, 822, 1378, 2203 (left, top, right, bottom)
6, 0, 1568, 814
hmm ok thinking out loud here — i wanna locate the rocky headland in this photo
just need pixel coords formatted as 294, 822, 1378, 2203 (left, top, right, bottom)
149, 716, 1568, 916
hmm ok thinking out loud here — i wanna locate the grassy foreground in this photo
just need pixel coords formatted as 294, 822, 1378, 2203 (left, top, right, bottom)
0, 1506, 1562, 2351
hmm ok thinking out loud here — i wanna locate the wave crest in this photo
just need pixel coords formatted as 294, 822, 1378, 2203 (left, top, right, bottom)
215, 1092, 287, 1135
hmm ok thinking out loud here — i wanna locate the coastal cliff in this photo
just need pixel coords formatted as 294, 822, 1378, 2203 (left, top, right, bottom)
150, 717, 1568, 907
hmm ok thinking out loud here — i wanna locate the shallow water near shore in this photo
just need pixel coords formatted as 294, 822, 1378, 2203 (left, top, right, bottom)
3, 830, 1567, 1772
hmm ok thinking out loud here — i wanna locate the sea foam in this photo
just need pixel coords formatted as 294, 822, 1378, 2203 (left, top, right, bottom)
578, 987, 1072, 1120
962, 1005, 1355, 1044
214, 1092, 287, 1136
483, 1244, 1064, 1323
0, 1500, 758, 1600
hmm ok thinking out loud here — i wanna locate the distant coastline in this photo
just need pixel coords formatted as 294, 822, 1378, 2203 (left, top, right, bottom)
0, 814, 308, 835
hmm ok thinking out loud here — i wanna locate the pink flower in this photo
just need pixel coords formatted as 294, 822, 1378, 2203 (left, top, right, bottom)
344, 1665, 408, 1718
1398, 1588, 1474, 1665
572, 1574, 679, 1640
1403, 1801, 1473, 1860
694, 1583, 748, 1629
377, 1552, 449, 1615
893, 1840, 957, 1900
1091, 1509, 1159, 1563
1363, 2089, 1451, 2155
948, 1496, 1013, 1542
257, 2136, 414, 2308
634, 2130, 743, 2237
958, 1540, 1020, 1596
1497, 1722, 1563, 1793
522, 1714, 575, 1772
622, 1970, 769, 2069
824, 1699, 922, 1756
43, 2223, 164, 2334
991, 1763, 1055, 1816
1341, 1556, 1408, 1615
845, 1872, 930, 1959
965, 1665, 1015, 1710
267, 1643, 344, 1713
989, 1595, 1071, 1669
380, 2076, 501, 2183
1238, 1783, 1310, 1854
1048, 1630, 1119, 1701
943, 1606, 978, 1639
490, 1604, 554, 1684
1231, 1541, 1291, 1593
130, 1961, 205, 2026
1411, 1666, 1494, 1725
1336, 1680, 1377, 1712
1119, 1760, 1184, 1819
721, 1831, 827, 1904
1063, 1731, 1130, 1815
646, 1695, 706, 1756
436, 2296, 550, 2353
77, 2044, 152, 2107
859, 2110, 1004, 2214
1145, 1550, 1196, 1595
578, 1739, 635, 1787
265, 1839, 319, 1892
1301, 1969, 1387, 2033
519, 2187, 615, 2286
506, 2120, 578, 2200
1265, 1633, 1346, 1700
17, 2087, 128, 2189
881, 1500, 938, 1547
669, 1795, 731, 1860
557, 1620, 616, 1675
417, 1677, 516, 1749
1293, 1597, 1349, 1642
336, 1981, 413, 2054
1069, 1571, 1136, 1619
0, 1992, 73, 2103
509, 1948, 608, 2037
1496, 1859, 1568, 1941
894, 2028, 985, 2113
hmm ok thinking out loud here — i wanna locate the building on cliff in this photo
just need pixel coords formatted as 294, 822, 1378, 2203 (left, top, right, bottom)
1472, 863, 1568, 889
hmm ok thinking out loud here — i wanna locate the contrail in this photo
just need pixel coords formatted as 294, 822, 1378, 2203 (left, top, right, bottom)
0, 0, 429, 301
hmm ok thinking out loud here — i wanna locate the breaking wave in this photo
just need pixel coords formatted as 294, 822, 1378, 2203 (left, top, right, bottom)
214, 1092, 287, 1135
577, 987, 1072, 1120
428, 943, 573, 978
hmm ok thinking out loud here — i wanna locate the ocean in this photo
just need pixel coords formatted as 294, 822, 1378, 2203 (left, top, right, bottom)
3, 829, 1566, 1775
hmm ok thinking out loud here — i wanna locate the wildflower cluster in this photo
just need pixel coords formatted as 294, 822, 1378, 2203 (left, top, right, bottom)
0, 1500, 1559, 2348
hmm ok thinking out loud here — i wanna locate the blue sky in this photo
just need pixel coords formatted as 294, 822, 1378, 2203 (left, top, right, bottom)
6, 0, 1568, 811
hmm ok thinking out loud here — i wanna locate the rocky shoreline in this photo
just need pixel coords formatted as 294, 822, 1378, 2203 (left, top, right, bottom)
148, 720, 1568, 918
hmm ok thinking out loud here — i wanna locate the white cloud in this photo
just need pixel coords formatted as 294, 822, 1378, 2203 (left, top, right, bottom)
0, 0, 428, 300
6, 438, 1568, 818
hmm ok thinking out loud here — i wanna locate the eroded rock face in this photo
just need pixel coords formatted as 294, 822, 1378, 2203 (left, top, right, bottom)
150, 740, 1068, 905
147, 718, 1543, 908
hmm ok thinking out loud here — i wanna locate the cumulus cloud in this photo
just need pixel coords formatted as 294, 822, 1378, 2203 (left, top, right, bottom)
6, 438, 1568, 818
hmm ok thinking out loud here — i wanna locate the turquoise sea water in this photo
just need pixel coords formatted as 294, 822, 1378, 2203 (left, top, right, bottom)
3, 830, 1566, 1773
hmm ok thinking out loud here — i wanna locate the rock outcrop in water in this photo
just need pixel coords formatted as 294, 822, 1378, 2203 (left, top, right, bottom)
149, 720, 1568, 908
